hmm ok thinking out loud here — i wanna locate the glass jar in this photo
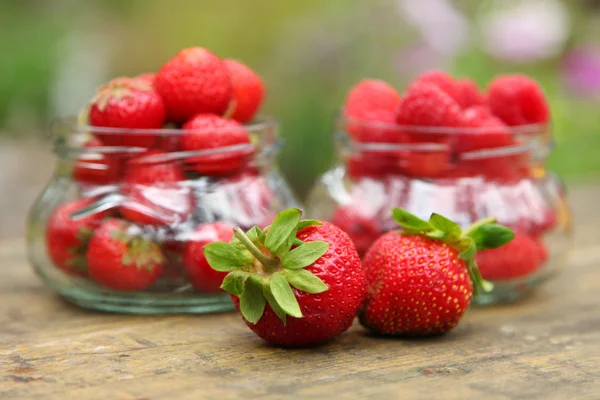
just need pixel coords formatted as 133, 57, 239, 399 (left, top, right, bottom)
27, 117, 299, 314
306, 116, 573, 304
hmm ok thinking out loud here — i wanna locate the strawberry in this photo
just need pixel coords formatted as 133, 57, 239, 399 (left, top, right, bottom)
396, 82, 463, 128
488, 74, 550, 126
135, 73, 156, 84
46, 198, 110, 276
155, 47, 232, 123
476, 232, 542, 281
455, 78, 487, 108
203, 209, 366, 347
120, 150, 194, 226
360, 208, 514, 336
224, 59, 265, 123
87, 218, 165, 291
183, 222, 235, 292
89, 77, 165, 148
72, 137, 123, 186
181, 114, 254, 176
331, 204, 382, 257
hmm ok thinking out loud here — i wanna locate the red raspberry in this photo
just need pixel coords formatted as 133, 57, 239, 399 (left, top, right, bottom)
408, 70, 462, 105
488, 74, 550, 126
396, 83, 463, 127
181, 114, 253, 176
344, 79, 402, 140
455, 78, 487, 108
224, 59, 265, 123
456, 106, 514, 153
155, 47, 233, 123
476, 232, 543, 280
331, 204, 382, 257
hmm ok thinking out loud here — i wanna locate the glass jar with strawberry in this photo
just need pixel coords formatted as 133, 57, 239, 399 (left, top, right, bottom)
26, 47, 299, 314
306, 71, 573, 305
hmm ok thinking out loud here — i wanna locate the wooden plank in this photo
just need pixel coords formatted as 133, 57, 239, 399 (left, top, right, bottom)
1, 185, 600, 400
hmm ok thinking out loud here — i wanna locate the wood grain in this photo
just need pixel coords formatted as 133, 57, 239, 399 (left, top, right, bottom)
1, 185, 599, 400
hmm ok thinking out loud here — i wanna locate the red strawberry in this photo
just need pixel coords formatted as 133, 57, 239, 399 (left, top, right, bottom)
203, 209, 367, 347
476, 232, 542, 281
72, 137, 123, 186
408, 70, 462, 105
89, 77, 165, 148
455, 78, 487, 108
331, 204, 382, 257
488, 74, 550, 126
224, 59, 265, 123
120, 150, 193, 226
456, 106, 514, 153
87, 218, 165, 291
135, 73, 156, 84
155, 47, 232, 123
162, 238, 186, 279
183, 222, 235, 292
360, 208, 514, 336
46, 198, 110, 276
181, 114, 253, 176
396, 82, 463, 128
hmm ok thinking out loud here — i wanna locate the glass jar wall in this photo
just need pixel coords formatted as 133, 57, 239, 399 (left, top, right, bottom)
27, 117, 299, 314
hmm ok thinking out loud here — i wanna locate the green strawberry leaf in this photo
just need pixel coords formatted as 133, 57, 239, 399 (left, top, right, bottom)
264, 208, 302, 258
245, 226, 263, 245
458, 238, 477, 261
203, 242, 252, 272
467, 223, 515, 251
296, 219, 322, 231
292, 238, 305, 247
392, 208, 432, 232
122, 253, 133, 266
221, 270, 251, 296
282, 269, 328, 294
281, 241, 329, 270
239, 275, 267, 324
263, 285, 287, 325
428, 213, 461, 240
269, 272, 302, 318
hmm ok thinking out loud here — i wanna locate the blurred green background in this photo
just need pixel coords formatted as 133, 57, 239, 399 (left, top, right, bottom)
1, 0, 600, 200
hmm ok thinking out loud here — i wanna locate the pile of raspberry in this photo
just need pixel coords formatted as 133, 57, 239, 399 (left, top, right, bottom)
343, 71, 550, 181
46, 47, 275, 292
334, 71, 555, 280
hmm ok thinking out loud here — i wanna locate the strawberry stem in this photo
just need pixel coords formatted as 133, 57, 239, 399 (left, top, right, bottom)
463, 217, 497, 237
233, 227, 278, 270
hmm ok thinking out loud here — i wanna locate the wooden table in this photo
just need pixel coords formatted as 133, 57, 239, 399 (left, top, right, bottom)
2, 185, 599, 400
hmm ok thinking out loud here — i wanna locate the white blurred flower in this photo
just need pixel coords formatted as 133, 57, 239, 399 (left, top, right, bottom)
478, 0, 571, 63
397, 0, 470, 57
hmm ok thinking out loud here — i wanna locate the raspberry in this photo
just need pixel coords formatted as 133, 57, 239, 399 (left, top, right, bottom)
455, 78, 487, 108
396, 83, 463, 127
456, 106, 514, 153
488, 74, 550, 126
408, 70, 462, 104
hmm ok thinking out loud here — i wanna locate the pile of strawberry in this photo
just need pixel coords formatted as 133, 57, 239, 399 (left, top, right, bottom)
330, 71, 556, 280
202, 206, 515, 346
46, 47, 277, 292
343, 70, 550, 181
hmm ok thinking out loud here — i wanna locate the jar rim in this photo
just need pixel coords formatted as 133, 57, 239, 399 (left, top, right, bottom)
52, 114, 278, 136
339, 114, 550, 136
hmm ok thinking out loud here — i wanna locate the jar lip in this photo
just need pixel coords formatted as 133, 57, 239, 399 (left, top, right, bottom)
52, 114, 278, 136
339, 114, 550, 136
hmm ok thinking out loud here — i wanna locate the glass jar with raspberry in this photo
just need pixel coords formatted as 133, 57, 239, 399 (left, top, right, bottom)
305, 74, 573, 305
26, 116, 299, 314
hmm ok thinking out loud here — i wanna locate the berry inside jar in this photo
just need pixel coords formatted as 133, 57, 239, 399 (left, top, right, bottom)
306, 70, 572, 304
